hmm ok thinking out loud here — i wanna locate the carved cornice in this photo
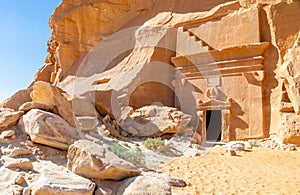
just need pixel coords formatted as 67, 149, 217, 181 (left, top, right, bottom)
172, 42, 270, 79
198, 98, 232, 111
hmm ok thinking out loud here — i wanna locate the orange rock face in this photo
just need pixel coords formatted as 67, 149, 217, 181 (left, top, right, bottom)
0, 88, 32, 111
1, 3, 300, 194
36, 0, 300, 144
1, 0, 299, 144
30, 81, 76, 127
278, 32, 300, 145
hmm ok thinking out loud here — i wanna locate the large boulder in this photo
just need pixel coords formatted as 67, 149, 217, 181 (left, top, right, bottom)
72, 97, 100, 131
18, 109, 79, 150
30, 81, 76, 126
67, 140, 141, 181
18, 101, 53, 112
117, 172, 186, 195
31, 162, 95, 195
0, 108, 23, 131
75, 116, 99, 132
72, 97, 99, 117
0, 88, 32, 111
119, 105, 192, 137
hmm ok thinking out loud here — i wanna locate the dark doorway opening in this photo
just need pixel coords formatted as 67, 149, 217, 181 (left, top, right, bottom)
206, 110, 222, 142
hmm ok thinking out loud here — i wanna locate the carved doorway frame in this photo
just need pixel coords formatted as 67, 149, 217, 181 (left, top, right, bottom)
198, 99, 232, 143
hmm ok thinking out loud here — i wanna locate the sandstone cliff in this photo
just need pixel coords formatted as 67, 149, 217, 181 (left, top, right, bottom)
0, 0, 300, 194
36, 0, 300, 143
1, 0, 300, 143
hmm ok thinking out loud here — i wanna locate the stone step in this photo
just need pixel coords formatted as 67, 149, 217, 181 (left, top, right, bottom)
180, 27, 213, 50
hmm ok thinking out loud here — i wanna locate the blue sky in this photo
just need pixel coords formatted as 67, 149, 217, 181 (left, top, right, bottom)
0, 1, 61, 101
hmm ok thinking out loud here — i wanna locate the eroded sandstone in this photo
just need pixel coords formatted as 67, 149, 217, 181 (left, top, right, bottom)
119, 105, 192, 137
1, 0, 300, 194
67, 139, 141, 181
0, 108, 23, 131
18, 109, 79, 150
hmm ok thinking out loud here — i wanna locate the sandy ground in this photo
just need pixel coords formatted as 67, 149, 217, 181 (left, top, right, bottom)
160, 147, 300, 195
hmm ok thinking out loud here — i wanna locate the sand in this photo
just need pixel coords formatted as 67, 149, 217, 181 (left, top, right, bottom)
160, 147, 300, 195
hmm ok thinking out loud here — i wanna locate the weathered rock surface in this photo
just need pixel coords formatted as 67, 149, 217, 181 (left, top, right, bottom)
250, 136, 299, 151
278, 32, 300, 114
52, 0, 231, 122
49, 0, 236, 79
2, 0, 300, 193
30, 81, 76, 126
118, 172, 186, 195
4, 157, 33, 171
44, 0, 300, 143
76, 116, 99, 132
2, 0, 300, 144
0, 88, 32, 111
0, 141, 96, 195
34, 36, 58, 83
119, 105, 191, 137
19, 101, 53, 112
31, 163, 95, 195
0, 108, 23, 131
72, 97, 100, 131
18, 109, 79, 150
0, 130, 15, 139
72, 97, 99, 117
101, 115, 123, 138
67, 139, 141, 180
34, 63, 55, 83
279, 113, 300, 146
278, 32, 300, 145
0, 167, 25, 194
9, 148, 32, 158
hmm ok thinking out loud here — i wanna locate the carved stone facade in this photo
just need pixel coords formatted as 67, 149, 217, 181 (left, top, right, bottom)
172, 6, 270, 142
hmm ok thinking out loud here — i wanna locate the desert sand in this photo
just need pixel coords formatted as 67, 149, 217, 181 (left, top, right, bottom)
161, 147, 300, 195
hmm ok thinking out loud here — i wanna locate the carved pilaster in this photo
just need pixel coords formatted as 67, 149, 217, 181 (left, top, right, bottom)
221, 109, 231, 142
